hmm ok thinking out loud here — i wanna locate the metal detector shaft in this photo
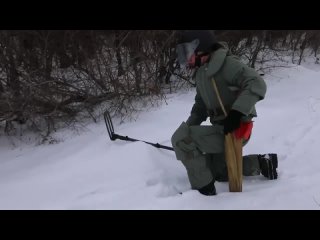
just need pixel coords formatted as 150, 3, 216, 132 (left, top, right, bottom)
104, 110, 174, 151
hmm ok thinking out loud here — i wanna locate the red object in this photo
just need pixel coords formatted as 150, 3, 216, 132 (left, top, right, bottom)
187, 54, 210, 68
187, 54, 196, 68
234, 121, 253, 140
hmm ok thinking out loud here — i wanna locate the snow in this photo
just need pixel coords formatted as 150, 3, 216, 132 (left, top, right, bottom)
1, 60, 320, 209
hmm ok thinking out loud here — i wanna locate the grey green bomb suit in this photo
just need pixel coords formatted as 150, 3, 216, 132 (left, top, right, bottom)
171, 47, 266, 189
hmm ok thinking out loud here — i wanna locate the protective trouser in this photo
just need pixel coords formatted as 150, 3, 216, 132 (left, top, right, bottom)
171, 122, 261, 189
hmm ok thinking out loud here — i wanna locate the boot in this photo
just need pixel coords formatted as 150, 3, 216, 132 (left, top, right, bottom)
198, 179, 217, 196
258, 153, 278, 180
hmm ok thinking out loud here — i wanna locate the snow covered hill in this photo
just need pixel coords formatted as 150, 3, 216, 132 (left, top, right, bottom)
1, 62, 320, 209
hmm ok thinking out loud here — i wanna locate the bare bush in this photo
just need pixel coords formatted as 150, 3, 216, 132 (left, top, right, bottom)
0, 30, 178, 138
1, 30, 320, 139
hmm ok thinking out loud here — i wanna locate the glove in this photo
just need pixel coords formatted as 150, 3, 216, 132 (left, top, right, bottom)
223, 110, 244, 135
234, 121, 253, 140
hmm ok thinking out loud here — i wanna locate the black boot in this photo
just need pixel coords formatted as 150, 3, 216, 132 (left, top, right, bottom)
198, 180, 217, 196
258, 153, 278, 180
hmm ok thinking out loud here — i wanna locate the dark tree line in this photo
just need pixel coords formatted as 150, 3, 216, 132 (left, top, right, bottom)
215, 30, 320, 68
1, 30, 319, 138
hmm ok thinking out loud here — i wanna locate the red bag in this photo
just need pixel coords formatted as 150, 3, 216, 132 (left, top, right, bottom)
234, 121, 253, 140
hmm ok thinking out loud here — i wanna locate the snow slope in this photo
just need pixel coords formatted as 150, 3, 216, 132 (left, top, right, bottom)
1, 62, 320, 209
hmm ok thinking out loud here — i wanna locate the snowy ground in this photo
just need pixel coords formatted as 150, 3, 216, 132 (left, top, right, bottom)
1, 61, 320, 210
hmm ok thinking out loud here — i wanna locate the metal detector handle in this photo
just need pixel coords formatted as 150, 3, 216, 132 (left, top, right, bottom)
113, 134, 173, 150
104, 110, 174, 151
113, 134, 139, 142
147, 143, 174, 151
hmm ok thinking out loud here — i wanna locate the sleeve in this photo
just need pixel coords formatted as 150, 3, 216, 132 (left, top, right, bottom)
186, 87, 208, 126
228, 61, 267, 116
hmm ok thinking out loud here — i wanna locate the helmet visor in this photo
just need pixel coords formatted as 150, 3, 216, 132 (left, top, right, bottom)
176, 39, 199, 67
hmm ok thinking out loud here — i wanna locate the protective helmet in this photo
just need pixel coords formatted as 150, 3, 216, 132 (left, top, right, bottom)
176, 30, 217, 67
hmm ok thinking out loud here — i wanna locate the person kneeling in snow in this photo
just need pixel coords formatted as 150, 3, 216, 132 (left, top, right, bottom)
171, 30, 278, 196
